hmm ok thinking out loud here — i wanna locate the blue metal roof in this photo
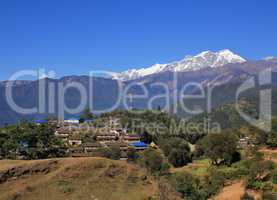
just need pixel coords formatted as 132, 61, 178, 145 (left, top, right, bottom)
129, 141, 147, 148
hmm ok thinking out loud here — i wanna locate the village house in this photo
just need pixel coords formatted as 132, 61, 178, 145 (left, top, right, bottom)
64, 118, 80, 124
69, 147, 84, 156
54, 131, 69, 142
238, 136, 254, 149
96, 133, 119, 143
128, 141, 147, 151
54, 126, 75, 142
68, 137, 82, 146
84, 143, 102, 153
122, 134, 141, 143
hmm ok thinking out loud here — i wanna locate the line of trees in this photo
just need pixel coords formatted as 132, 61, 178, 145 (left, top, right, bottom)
0, 121, 66, 159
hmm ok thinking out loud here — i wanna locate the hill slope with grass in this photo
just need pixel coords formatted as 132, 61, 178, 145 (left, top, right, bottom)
0, 158, 178, 200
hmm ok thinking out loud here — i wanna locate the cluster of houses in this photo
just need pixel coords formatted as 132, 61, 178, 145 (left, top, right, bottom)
238, 136, 255, 149
52, 117, 149, 158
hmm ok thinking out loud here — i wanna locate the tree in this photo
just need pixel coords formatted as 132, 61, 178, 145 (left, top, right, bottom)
266, 133, 277, 148
99, 147, 113, 158
140, 148, 163, 173
127, 147, 139, 162
0, 122, 65, 159
100, 145, 121, 160
170, 172, 203, 200
271, 170, 277, 184
79, 106, 94, 123
109, 144, 121, 160
140, 131, 153, 144
200, 133, 239, 165
159, 137, 192, 167
160, 163, 171, 175
168, 148, 191, 167
266, 118, 277, 147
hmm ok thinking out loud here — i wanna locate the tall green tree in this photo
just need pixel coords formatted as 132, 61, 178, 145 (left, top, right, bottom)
200, 133, 239, 165
79, 106, 94, 123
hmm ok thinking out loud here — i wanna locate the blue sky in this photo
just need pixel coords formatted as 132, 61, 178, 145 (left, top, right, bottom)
0, 0, 277, 80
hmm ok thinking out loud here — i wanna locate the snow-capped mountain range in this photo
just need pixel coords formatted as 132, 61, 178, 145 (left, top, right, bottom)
111, 49, 246, 81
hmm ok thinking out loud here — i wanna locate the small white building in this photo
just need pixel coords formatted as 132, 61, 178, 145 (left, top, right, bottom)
64, 118, 79, 124
68, 139, 82, 146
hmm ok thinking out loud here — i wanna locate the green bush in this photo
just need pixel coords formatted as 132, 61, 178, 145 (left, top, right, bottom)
168, 148, 191, 167
160, 163, 171, 175
159, 137, 192, 167
262, 191, 277, 200
271, 170, 277, 184
168, 168, 226, 200
202, 168, 225, 197
139, 148, 164, 174
109, 144, 121, 160
127, 147, 139, 162
57, 180, 74, 193
169, 172, 204, 200
99, 145, 121, 160
245, 177, 262, 190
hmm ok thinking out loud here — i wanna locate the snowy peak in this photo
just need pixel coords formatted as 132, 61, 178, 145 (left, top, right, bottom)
111, 63, 167, 80
112, 49, 246, 81
264, 56, 277, 63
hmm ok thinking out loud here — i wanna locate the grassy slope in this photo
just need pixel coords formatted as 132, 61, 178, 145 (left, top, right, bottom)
0, 158, 160, 200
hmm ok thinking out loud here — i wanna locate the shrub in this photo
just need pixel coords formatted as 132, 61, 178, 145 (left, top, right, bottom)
160, 163, 171, 175
245, 177, 262, 190
99, 147, 113, 158
57, 180, 74, 193
99, 145, 121, 160
168, 168, 226, 200
193, 144, 205, 158
240, 192, 255, 200
202, 168, 225, 196
248, 160, 274, 182
231, 151, 241, 163
271, 170, 277, 184
109, 144, 121, 160
266, 133, 277, 148
126, 147, 139, 162
169, 172, 204, 200
140, 148, 164, 174
262, 191, 277, 200
168, 148, 191, 167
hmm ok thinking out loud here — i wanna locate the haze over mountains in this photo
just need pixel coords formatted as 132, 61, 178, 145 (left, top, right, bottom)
0, 49, 277, 124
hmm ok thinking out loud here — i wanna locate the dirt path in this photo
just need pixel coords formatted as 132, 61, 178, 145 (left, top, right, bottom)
259, 147, 277, 153
259, 147, 277, 163
212, 181, 245, 200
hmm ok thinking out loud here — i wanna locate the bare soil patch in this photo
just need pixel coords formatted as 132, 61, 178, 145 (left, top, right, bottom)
212, 180, 245, 200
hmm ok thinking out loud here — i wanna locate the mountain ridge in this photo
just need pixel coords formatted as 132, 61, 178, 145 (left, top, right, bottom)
111, 49, 246, 81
